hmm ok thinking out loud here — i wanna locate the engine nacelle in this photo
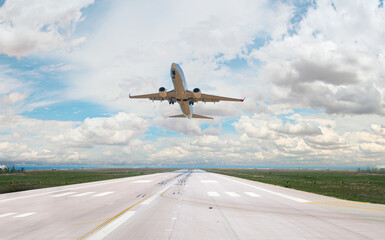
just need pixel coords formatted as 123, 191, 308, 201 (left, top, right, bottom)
193, 88, 201, 98
159, 87, 167, 98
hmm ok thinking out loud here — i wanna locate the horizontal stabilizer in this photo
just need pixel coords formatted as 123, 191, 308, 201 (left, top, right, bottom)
169, 114, 185, 118
169, 114, 213, 119
192, 114, 213, 119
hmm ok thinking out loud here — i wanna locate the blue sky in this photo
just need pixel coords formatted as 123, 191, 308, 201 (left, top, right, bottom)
1, 0, 385, 166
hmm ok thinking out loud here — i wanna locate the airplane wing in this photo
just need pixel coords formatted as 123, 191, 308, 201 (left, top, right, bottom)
129, 90, 176, 101
189, 92, 244, 103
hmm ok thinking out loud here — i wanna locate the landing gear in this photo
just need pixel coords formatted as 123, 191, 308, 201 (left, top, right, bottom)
169, 100, 175, 105
189, 101, 194, 106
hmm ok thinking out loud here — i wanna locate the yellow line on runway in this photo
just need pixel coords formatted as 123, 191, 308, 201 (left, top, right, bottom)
160, 187, 171, 197
72, 218, 112, 226
77, 195, 152, 240
308, 202, 385, 212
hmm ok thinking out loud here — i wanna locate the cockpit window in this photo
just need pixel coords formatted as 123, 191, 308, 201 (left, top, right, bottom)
172, 70, 176, 76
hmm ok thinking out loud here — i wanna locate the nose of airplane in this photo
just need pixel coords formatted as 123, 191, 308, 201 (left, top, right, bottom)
171, 63, 179, 77
171, 63, 178, 69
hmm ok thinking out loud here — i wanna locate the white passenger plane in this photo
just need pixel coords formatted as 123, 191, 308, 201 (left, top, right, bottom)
130, 63, 244, 119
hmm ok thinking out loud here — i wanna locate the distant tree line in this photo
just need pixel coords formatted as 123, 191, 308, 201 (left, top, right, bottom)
357, 166, 385, 174
0, 165, 24, 174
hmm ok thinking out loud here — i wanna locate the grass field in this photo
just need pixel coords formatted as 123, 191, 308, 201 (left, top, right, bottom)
0, 168, 175, 194
207, 169, 385, 204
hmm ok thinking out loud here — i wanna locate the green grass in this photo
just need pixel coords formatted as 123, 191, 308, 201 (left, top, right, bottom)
207, 169, 385, 204
0, 168, 175, 194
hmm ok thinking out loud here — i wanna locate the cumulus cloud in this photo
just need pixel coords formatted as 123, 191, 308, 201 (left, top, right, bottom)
234, 113, 322, 141
0, 0, 94, 56
251, 0, 385, 115
305, 127, 347, 150
52, 112, 149, 147
371, 124, 385, 136
1, 92, 27, 103
268, 121, 321, 136
360, 143, 385, 154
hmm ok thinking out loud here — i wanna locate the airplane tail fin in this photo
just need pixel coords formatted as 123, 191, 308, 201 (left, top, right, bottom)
169, 114, 213, 119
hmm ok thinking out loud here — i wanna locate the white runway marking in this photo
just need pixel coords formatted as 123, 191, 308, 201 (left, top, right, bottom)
0, 213, 16, 218
217, 175, 310, 203
201, 180, 218, 183
131, 180, 153, 183
141, 185, 171, 205
14, 212, 36, 218
0, 174, 157, 204
244, 192, 261, 198
92, 192, 114, 197
51, 192, 77, 197
88, 211, 136, 240
71, 192, 95, 197
207, 192, 220, 197
225, 192, 241, 197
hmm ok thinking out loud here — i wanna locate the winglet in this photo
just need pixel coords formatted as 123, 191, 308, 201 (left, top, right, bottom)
129, 93, 131, 99
241, 97, 245, 102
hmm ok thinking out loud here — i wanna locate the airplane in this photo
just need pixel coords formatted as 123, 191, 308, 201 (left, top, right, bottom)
129, 63, 244, 119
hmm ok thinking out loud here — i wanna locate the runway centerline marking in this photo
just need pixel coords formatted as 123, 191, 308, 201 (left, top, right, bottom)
92, 192, 114, 197
86, 211, 136, 240
72, 192, 95, 197
208, 192, 220, 197
0, 213, 16, 218
225, 192, 241, 197
216, 174, 309, 203
244, 192, 261, 198
15, 212, 36, 218
51, 192, 77, 197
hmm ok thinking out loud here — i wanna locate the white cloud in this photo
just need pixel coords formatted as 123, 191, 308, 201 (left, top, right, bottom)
1, 92, 27, 103
371, 124, 385, 136
250, 0, 385, 115
0, 0, 94, 56
360, 143, 385, 154
52, 112, 149, 147
305, 127, 346, 150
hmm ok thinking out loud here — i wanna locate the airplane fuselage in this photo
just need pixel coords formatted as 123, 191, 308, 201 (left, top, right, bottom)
170, 63, 193, 118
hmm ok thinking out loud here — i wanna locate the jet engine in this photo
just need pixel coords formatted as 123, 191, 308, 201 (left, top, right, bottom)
193, 88, 201, 98
159, 87, 167, 98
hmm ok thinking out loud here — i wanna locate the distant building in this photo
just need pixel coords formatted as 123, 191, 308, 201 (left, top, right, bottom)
0, 165, 8, 170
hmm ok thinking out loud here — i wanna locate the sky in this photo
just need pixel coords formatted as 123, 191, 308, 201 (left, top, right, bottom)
0, 0, 385, 167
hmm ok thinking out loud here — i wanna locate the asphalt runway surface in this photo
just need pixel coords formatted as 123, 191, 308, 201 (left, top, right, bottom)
0, 169, 384, 239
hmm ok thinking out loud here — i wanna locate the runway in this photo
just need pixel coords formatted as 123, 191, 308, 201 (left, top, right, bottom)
0, 170, 384, 239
